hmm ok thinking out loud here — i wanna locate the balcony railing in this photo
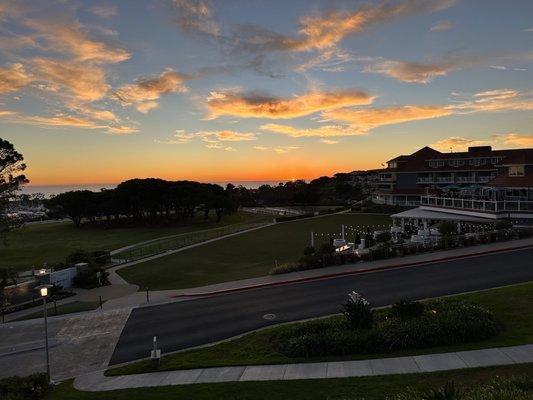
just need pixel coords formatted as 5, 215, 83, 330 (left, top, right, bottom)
416, 175, 496, 184
420, 196, 533, 213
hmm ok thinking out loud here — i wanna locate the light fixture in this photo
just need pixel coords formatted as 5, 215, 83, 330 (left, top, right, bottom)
40, 287, 48, 297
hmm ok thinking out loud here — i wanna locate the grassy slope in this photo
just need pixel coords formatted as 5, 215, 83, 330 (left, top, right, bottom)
11, 301, 100, 322
48, 364, 533, 400
108, 281, 533, 375
0, 212, 268, 271
117, 213, 391, 290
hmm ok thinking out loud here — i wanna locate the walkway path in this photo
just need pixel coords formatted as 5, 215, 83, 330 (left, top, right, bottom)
74, 344, 533, 391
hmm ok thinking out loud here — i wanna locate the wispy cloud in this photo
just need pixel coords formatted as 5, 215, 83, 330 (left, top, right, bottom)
324, 105, 452, 134
90, 4, 118, 19
0, 63, 32, 94
206, 89, 374, 119
450, 89, 533, 114
430, 20, 453, 31
114, 69, 189, 113
24, 18, 131, 64
163, 129, 258, 148
33, 57, 109, 101
261, 123, 357, 138
497, 132, 533, 146
431, 136, 487, 151
170, 0, 220, 37
319, 138, 339, 144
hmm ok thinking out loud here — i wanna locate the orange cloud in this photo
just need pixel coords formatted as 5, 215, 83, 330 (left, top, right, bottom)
206, 89, 374, 119
450, 89, 533, 114
324, 105, 452, 133
24, 18, 131, 64
431, 136, 487, 151
261, 123, 357, 137
0, 63, 32, 94
364, 60, 452, 83
33, 57, 109, 101
499, 133, 533, 146
230, 0, 456, 55
114, 69, 188, 113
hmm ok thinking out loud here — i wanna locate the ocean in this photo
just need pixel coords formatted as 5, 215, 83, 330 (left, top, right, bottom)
21, 181, 290, 197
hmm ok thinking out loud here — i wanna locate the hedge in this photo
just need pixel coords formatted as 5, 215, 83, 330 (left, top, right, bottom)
273, 300, 500, 358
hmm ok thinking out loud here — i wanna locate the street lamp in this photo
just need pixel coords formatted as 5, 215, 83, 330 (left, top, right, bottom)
37, 284, 52, 383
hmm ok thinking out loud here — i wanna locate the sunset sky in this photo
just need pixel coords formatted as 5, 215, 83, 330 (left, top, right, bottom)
0, 0, 532, 185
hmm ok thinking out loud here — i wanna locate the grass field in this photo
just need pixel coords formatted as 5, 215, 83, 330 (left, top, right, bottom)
47, 364, 533, 400
11, 301, 100, 322
108, 281, 533, 375
117, 213, 392, 290
0, 212, 269, 271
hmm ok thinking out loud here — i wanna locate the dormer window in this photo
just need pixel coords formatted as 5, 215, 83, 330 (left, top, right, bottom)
388, 161, 397, 169
509, 165, 525, 177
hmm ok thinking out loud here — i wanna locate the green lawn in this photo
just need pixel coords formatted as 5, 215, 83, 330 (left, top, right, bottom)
48, 364, 533, 400
117, 213, 392, 290
0, 212, 269, 271
108, 281, 533, 376
11, 301, 100, 322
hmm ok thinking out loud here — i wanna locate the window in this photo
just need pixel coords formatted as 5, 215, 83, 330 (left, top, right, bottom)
388, 161, 397, 169
509, 165, 525, 177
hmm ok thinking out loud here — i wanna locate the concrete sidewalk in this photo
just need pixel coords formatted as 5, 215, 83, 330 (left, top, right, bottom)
74, 344, 533, 391
102, 237, 533, 310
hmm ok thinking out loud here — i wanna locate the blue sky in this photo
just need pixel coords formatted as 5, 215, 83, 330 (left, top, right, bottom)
0, 0, 532, 184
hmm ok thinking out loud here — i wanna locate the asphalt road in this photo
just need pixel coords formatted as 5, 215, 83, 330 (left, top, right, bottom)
110, 247, 533, 365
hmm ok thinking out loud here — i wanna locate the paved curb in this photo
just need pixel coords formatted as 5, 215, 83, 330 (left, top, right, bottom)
173, 243, 533, 298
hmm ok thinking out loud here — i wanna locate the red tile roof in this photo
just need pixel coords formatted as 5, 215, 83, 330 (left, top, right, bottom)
387, 146, 533, 173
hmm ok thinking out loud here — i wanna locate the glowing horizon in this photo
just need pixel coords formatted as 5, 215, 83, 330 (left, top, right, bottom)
1, 0, 532, 186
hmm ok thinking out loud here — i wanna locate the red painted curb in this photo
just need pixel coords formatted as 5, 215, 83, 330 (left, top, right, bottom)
173, 243, 533, 298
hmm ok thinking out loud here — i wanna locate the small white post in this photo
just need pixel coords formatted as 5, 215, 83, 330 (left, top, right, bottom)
341, 224, 345, 240
310, 232, 314, 247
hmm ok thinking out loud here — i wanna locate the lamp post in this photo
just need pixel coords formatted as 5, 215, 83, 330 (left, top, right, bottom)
37, 284, 52, 383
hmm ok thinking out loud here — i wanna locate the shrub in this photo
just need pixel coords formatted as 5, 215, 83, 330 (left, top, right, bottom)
495, 220, 513, 230
342, 292, 373, 330
0, 373, 50, 400
375, 231, 392, 243
318, 242, 335, 256
274, 300, 500, 358
269, 263, 302, 275
439, 221, 458, 236
391, 299, 425, 319
392, 376, 533, 400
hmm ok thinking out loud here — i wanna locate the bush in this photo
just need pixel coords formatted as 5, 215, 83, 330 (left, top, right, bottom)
274, 300, 500, 358
0, 373, 50, 400
393, 376, 533, 400
342, 292, 373, 330
439, 221, 458, 236
269, 263, 303, 275
495, 220, 513, 230
375, 231, 392, 243
391, 299, 425, 319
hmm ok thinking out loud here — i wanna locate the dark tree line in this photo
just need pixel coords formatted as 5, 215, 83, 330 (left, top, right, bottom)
45, 179, 238, 228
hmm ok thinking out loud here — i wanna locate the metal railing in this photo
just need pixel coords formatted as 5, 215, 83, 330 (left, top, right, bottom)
421, 196, 533, 213
417, 175, 495, 184
114, 221, 271, 262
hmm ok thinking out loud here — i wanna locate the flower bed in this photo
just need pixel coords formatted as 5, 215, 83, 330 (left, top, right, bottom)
272, 298, 500, 358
